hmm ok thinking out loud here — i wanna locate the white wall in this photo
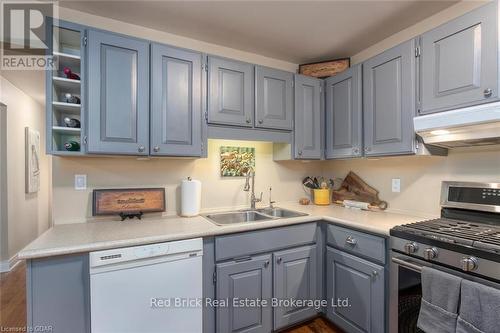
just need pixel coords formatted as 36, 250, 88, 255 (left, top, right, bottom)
52, 140, 322, 224
322, 147, 500, 217
0, 103, 8, 264
0, 76, 51, 264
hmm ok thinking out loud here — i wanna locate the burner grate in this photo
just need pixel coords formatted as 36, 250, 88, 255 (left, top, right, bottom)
400, 218, 500, 250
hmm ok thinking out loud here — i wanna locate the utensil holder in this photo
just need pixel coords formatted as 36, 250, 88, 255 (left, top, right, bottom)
313, 189, 330, 205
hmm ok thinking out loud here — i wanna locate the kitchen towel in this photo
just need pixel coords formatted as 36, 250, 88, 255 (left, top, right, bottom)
417, 267, 462, 333
181, 178, 201, 217
456, 279, 500, 333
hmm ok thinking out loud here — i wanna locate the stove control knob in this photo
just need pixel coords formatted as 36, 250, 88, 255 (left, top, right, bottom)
404, 242, 418, 254
461, 257, 478, 272
423, 248, 438, 260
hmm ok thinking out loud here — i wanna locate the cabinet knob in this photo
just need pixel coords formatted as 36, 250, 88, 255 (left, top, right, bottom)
353, 147, 359, 154
372, 270, 379, 277
138, 146, 145, 153
246, 118, 251, 124
277, 257, 282, 264
298, 150, 303, 156
258, 119, 264, 124
345, 236, 357, 246
153, 146, 160, 152
364, 147, 371, 152
264, 260, 270, 268
484, 88, 493, 98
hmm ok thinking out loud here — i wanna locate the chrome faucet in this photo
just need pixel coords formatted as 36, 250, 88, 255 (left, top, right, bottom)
244, 169, 262, 209
269, 187, 276, 208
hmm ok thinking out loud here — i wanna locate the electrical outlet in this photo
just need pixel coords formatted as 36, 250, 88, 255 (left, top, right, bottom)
392, 178, 401, 193
75, 174, 87, 190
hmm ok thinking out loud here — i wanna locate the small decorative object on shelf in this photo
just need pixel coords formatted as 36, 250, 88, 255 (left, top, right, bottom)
63, 67, 80, 80
64, 93, 81, 104
64, 141, 80, 151
63, 117, 81, 128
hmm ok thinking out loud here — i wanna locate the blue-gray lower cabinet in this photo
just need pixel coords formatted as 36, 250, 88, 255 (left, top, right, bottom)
255, 66, 294, 131
294, 75, 322, 159
326, 247, 385, 333
27, 254, 90, 333
325, 65, 363, 159
150, 43, 203, 156
216, 254, 273, 333
273, 245, 318, 330
87, 30, 150, 155
362, 39, 416, 157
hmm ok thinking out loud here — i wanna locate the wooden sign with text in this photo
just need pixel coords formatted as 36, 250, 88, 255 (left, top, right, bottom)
92, 188, 165, 216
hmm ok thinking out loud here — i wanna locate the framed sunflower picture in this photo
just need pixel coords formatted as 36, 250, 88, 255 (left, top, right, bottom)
220, 146, 255, 177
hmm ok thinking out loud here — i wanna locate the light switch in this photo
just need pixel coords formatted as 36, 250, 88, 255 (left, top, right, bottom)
392, 178, 401, 193
75, 174, 87, 190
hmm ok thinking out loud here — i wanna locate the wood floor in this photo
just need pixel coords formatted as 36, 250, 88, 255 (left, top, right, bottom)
0, 261, 342, 333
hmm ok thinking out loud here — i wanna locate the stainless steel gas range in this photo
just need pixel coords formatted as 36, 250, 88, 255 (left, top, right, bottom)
389, 181, 500, 333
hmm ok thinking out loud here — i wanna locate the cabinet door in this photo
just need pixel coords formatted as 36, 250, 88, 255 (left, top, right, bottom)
208, 56, 254, 127
150, 44, 202, 156
273, 245, 318, 330
294, 75, 322, 159
325, 65, 362, 159
255, 66, 294, 130
326, 247, 385, 333
28, 255, 90, 333
363, 39, 416, 157
216, 254, 272, 333
87, 30, 150, 155
420, 2, 498, 114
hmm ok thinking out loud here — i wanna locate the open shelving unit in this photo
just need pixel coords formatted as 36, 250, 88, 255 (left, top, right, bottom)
48, 24, 84, 155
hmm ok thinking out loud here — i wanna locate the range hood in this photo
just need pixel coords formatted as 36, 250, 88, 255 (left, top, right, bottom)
414, 102, 500, 148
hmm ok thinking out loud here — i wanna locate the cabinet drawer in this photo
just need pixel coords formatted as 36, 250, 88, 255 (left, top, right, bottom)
326, 224, 386, 264
215, 223, 317, 261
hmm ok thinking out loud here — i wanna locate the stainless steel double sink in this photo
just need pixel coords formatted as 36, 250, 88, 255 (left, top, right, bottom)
203, 207, 308, 226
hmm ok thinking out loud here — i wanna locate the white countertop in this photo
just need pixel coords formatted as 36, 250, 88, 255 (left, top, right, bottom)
18, 203, 430, 259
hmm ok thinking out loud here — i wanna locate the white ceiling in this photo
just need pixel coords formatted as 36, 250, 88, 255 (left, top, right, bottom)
60, 0, 458, 64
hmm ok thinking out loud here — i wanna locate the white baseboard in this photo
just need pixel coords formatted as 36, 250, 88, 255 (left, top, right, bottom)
0, 254, 20, 273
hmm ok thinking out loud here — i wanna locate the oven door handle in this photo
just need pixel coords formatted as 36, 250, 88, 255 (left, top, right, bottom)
392, 257, 424, 272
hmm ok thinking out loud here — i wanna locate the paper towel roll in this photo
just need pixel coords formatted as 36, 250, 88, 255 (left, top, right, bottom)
181, 177, 201, 217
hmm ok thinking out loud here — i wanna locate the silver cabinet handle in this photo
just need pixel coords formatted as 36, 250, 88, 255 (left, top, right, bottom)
138, 146, 145, 153
264, 260, 270, 268
245, 118, 251, 124
298, 150, 303, 156
153, 146, 160, 152
345, 236, 357, 246
372, 270, 379, 277
353, 147, 359, 154
258, 119, 264, 124
364, 147, 371, 152
484, 88, 493, 98
277, 257, 282, 264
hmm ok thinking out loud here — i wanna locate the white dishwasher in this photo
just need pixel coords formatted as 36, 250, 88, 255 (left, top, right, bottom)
90, 238, 203, 333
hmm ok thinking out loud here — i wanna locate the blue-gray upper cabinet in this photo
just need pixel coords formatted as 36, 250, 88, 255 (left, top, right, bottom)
208, 56, 254, 127
420, 2, 498, 114
326, 247, 385, 333
87, 30, 150, 155
216, 254, 272, 333
150, 44, 203, 156
363, 39, 417, 157
325, 65, 363, 159
273, 245, 318, 330
255, 66, 294, 131
294, 75, 322, 159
